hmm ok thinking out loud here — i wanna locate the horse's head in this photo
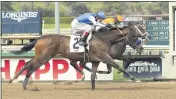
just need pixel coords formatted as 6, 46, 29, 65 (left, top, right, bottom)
133, 23, 150, 44
126, 22, 149, 54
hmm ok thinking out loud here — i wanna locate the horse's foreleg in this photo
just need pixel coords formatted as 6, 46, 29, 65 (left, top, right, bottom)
102, 54, 141, 82
70, 61, 85, 81
108, 60, 141, 82
91, 62, 99, 90
117, 56, 135, 74
121, 56, 132, 69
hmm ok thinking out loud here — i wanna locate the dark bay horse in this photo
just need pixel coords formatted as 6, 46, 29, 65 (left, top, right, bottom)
67, 23, 149, 89
8, 22, 147, 90
74, 23, 148, 76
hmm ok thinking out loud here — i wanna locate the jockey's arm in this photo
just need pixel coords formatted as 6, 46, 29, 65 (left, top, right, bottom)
88, 16, 107, 32
88, 16, 106, 27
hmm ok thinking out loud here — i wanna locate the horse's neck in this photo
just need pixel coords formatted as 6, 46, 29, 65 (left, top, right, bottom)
100, 29, 128, 43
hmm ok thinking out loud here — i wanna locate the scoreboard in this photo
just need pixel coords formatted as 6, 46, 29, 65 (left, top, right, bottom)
145, 17, 169, 45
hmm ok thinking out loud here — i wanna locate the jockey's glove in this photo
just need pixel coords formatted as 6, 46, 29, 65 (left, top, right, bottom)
105, 24, 111, 28
105, 24, 115, 29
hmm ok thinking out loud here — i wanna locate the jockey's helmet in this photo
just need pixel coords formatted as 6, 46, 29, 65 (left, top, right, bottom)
97, 11, 106, 20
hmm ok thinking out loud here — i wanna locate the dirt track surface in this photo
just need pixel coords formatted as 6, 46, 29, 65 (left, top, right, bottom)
2, 81, 176, 99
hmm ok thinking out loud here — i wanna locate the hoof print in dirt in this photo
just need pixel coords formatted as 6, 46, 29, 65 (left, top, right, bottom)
64, 81, 73, 85
30, 86, 39, 91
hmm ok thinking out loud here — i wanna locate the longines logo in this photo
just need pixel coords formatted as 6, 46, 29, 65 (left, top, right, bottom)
2, 12, 38, 22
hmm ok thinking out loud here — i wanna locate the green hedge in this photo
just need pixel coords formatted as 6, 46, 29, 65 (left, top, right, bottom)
61, 17, 74, 24
43, 17, 55, 24
43, 17, 74, 24
43, 16, 113, 24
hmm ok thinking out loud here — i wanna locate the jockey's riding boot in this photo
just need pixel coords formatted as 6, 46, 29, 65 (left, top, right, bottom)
79, 32, 89, 46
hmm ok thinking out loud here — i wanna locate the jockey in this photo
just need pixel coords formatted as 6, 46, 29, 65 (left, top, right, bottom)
71, 11, 106, 46
102, 15, 125, 28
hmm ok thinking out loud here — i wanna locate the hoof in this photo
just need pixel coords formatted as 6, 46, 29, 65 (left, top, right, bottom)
29, 86, 39, 91
91, 86, 95, 90
131, 77, 141, 83
8, 79, 12, 83
135, 80, 142, 83
64, 81, 72, 85
22, 88, 28, 91
134, 79, 142, 83
23, 89, 28, 91
92, 88, 95, 91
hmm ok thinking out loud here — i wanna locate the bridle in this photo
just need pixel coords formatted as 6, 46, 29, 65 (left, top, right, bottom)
116, 24, 148, 49
134, 24, 149, 42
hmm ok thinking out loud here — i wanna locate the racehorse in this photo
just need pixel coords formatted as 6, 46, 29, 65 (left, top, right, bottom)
67, 23, 149, 90
74, 23, 148, 76
8, 22, 148, 90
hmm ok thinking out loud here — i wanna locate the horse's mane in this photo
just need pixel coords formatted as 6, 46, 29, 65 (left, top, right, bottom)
94, 26, 129, 36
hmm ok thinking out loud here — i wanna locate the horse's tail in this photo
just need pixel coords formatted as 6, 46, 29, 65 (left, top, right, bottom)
10, 37, 41, 55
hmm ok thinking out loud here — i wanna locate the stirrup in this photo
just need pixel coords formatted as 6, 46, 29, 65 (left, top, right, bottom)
79, 42, 88, 46
79, 39, 88, 46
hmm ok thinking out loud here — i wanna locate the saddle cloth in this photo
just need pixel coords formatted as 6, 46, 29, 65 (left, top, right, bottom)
70, 33, 92, 53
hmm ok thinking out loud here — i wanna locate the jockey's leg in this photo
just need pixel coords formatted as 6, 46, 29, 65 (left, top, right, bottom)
78, 25, 92, 46
79, 32, 89, 46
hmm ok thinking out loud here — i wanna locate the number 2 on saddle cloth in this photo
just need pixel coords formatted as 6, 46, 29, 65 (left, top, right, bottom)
73, 38, 89, 63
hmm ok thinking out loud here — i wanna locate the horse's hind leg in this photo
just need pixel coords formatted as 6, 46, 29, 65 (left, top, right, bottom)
70, 60, 85, 81
79, 61, 98, 79
23, 57, 52, 90
23, 66, 36, 90
9, 59, 32, 83
79, 61, 92, 72
23, 64, 40, 90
